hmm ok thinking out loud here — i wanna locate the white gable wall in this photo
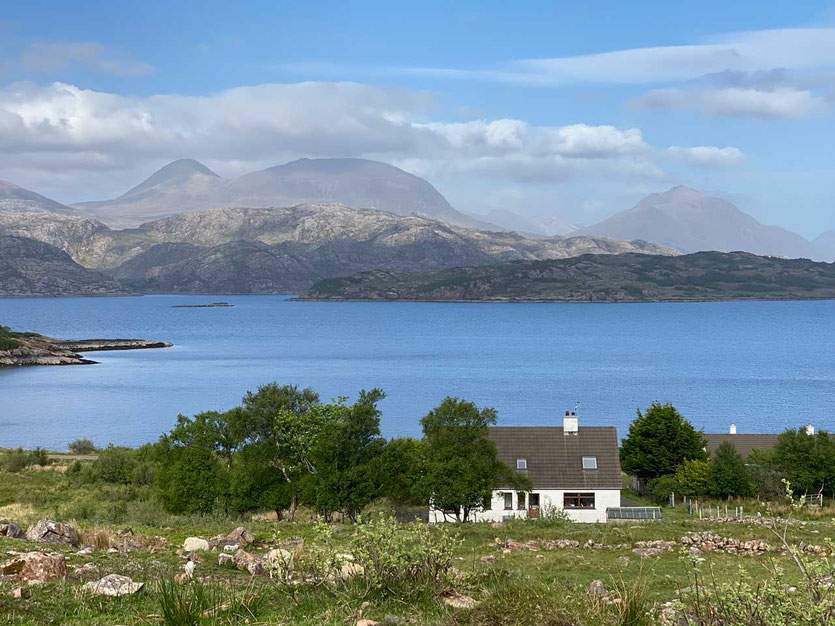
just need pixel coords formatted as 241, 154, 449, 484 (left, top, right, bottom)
429, 488, 620, 524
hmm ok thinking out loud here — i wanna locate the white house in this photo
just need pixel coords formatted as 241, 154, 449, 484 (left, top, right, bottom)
429, 411, 622, 524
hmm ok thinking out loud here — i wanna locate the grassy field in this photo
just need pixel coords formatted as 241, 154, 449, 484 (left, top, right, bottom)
1, 461, 834, 625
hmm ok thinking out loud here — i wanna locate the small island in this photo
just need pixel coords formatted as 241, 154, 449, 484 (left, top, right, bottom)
172, 302, 234, 308
0, 324, 172, 366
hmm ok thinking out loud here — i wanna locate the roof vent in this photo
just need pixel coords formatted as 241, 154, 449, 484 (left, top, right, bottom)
564, 410, 578, 435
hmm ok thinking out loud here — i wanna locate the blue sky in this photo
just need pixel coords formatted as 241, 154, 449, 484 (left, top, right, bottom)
1, 0, 834, 237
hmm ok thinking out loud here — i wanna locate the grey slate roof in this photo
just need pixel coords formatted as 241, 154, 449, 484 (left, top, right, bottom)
488, 426, 621, 490
704, 434, 780, 458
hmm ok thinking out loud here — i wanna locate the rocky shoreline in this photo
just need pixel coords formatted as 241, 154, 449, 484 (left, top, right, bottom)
0, 335, 173, 366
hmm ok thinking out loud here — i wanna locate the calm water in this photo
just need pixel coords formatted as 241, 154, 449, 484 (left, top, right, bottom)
0, 295, 833, 450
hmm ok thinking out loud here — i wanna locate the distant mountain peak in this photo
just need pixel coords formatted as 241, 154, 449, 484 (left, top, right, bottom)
0, 180, 79, 215
120, 159, 219, 199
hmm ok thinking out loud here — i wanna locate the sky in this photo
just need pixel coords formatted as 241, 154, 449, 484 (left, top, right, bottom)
1, 0, 834, 237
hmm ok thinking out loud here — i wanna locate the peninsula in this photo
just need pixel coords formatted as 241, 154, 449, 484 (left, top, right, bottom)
300, 251, 835, 303
0, 325, 172, 366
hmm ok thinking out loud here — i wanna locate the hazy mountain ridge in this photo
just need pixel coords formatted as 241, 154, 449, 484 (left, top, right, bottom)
0, 181, 81, 216
73, 157, 497, 230
576, 186, 817, 259
302, 251, 835, 302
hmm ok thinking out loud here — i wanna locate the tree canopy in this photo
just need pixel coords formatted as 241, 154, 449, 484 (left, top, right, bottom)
619, 402, 707, 481
708, 441, 754, 498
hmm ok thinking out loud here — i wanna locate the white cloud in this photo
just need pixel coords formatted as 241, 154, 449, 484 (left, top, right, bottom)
409, 28, 835, 86
19, 42, 154, 76
638, 86, 826, 119
0, 80, 741, 198
666, 146, 746, 168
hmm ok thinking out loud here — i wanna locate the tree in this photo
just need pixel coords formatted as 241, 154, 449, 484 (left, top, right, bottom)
772, 428, 835, 496
674, 459, 711, 497
708, 441, 754, 498
747, 448, 785, 499
420, 397, 530, 522
154, 440, 221, 514
228, 383, 326, 520
307, 389, 387, 521
378, 437, 427, 506
620, 402, 707, 481
67, 439, 97, 455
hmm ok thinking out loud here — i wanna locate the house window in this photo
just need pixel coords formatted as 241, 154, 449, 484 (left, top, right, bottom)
517, 492, 526, 510
564, 492, 596, 509
582, 456, 598, 470
503, 492, 513, 510
516, 458, 527, 470
529, 493, 540, 508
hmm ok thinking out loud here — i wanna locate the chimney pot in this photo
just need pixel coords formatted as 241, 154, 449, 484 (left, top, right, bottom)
729, 423, 737, 435
564, 410, 578, 435
806, 423, 815, 436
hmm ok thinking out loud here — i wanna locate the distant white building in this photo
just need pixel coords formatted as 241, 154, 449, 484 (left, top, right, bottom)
429, 411, 622, 524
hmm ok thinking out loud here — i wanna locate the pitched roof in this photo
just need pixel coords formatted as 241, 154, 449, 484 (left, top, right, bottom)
487, 426, 621, 490
704, 433, 780, 458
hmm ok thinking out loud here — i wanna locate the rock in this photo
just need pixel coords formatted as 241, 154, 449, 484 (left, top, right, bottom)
174, 573, 190, 584
11, 586, 29, 599
0, 522, 25, 539
356, 621, 380, 626
442, 592, 478, 609
70, 563, 100, 581
338, 562, 364, 580
588, 579, 607, 598
76, 546, 94, 557
218, 553, 234, 566
233, 549, 264, 576
0, 551, 67, 584
184, 560, 196, 579
182, 537, 210, 552
226, 527, 254, 546
25, 519, 80, 547
383, 615, 401, 624
617, 556, 631, 565
84, 574, 143, 597
480, 555, 497, 564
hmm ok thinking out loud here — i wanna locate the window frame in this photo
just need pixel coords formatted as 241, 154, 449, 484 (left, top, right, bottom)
529, 493, 540, 509
516, 458, 527, 470
563, 492, 596, 509
582, 456, 598, 470
503, 492, 513, 510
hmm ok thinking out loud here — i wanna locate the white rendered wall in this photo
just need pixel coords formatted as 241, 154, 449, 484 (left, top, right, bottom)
429, 489, 620, 524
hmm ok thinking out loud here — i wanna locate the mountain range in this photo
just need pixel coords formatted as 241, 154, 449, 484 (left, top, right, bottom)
73, 157, 496, 231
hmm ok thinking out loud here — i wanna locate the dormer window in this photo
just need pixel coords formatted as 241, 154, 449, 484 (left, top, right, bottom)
516, 458, 527, 470
582, 456, 597, 470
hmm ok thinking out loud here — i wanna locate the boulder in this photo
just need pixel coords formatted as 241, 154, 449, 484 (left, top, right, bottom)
233, 549, 264, 576
226, 526, 254, 546
25, 519, 80, 547
442, 592, 478, 609
84, 574, 144, 597
266, 548, 293, 574
588, 579, 607, 598
218, 553, 234, 566
0, 551, 67, 584
0, 521, 25, 539
182, 537, 210, 552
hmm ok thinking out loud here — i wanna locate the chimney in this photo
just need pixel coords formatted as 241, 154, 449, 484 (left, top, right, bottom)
729, 423, 737, 435
806, 423, 815, 436
564, 410, 578, 435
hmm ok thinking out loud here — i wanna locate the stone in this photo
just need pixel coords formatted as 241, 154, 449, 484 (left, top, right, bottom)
588, 579, 607, 598
442, 592, 478, 609
70, 562, 100, 581
233, 549, 264, 576
84, 574, 144, 597
184, 560, 196, 579
11, 586, 29, 599
218, 553, 234, 566
0, 551, 67, 584
182, 537, 210, 552
356, 621, 380, 626
226, 526, 254, 546
0, 522, 25, 539
383, 616, 401, 624
25, 519, 80, 547
480, 555, 497, 564
76, 546, 94, 557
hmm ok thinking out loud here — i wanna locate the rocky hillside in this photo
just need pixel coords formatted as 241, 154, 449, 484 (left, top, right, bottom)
576, 186, 816, 259
301, 251, 835, 302
73, 157, 496, 230
0, 205, 676, 293
0, 236, 124, 297
0, 181, 80, 215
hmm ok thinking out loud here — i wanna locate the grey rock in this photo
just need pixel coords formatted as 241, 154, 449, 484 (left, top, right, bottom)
84, 574, 144, 596
25, 519, 81, 547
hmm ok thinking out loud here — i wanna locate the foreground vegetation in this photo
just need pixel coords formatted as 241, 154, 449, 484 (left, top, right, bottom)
3, 387, 835, 624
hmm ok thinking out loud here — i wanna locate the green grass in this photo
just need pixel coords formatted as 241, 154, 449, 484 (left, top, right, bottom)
0, 464, 832, 625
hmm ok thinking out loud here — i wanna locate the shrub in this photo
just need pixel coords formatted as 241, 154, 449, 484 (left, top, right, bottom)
0, 447, 51, 473
93, 446, 138, 484
67, 438, 97, 455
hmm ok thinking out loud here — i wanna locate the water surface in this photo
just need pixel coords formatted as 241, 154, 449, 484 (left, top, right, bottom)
1, 295, 832, 449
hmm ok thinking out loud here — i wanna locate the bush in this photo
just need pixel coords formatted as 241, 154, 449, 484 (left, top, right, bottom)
67, 438, 97, 455
93, 446, 138, 484
0, 447, 51, 473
